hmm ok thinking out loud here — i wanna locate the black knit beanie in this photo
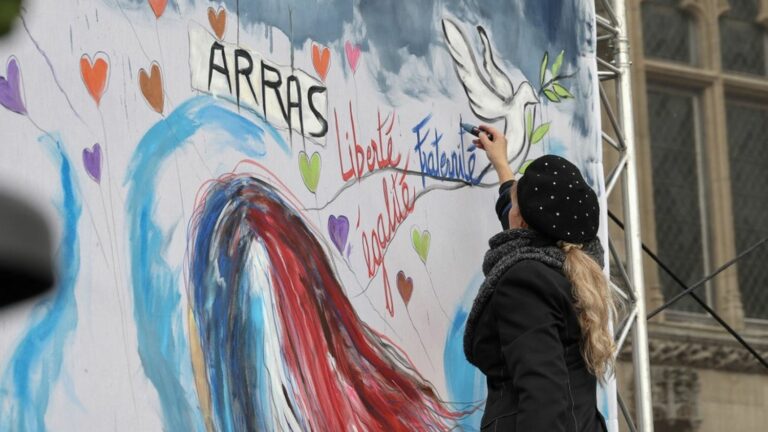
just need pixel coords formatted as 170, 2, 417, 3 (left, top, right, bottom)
517, 155, 599, 243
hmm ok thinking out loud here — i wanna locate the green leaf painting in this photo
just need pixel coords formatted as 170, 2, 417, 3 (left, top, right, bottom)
544, 88, 560, 102
526, 110, 533, 141
551, 50, 564, 77
538, 49, 574, 104
519, 159, 535, 174
553, 83, 573, 99
531, 123, 550, 144
528, 49, 574, 151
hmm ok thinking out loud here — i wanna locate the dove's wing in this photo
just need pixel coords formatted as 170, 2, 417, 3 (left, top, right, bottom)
477, 25, 514, 100
442, 19, 507, 120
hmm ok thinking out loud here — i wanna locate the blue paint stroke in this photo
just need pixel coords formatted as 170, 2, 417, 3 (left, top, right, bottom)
443, 273, 487, 432
598, 382, 610, 424
412, 113, 480, 187
548, 137, 568, 158
0, 137, 81, 432
125, 95, 287, 431
189, 179, 277, 431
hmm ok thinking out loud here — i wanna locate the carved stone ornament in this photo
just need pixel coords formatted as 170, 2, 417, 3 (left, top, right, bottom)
651, 366, 702, 432
620, 336, 768, 374
679, 0, 707, 16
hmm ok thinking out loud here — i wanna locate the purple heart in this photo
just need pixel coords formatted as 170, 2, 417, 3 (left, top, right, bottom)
0, 57, 27, 115
328, 215, 350, 254
83, 143, 102, 183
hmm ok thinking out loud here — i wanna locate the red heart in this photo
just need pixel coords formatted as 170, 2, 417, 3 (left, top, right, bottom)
80, 53, 109, 106
396, 271, 414, 306
148, 0, 167, 18
312, 43, 330, 81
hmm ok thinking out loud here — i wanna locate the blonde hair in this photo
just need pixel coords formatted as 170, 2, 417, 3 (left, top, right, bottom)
559, 241, 617, 382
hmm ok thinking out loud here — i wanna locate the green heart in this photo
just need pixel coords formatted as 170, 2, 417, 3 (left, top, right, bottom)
411, 228, 431, 264
298, 151, 321, 193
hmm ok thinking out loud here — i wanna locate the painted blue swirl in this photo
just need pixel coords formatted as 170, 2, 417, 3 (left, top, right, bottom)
125, 95, 286, 431
0, 137, 81, 432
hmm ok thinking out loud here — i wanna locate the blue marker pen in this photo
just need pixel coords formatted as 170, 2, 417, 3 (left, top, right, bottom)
461, 122, 493, 151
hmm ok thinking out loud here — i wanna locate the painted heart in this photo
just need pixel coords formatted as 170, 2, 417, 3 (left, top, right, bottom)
396, 271, 414, 306
312, 43, 330, 81
411, 228, 431, 264
148, 0, 167, 18
0, 57, 26, 115
328, 215, 349, 254
298, 151, 321, 193
80, 53, 109, 106
139, 62, 164, 114
207, 6, 226, 40
344, 41, 361, 74
83, 143, 102, 183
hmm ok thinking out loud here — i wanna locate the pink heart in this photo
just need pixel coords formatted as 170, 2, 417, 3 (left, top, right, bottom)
0, 57, 26, 115
344, 41, 361, 74
83, 143, 102, 183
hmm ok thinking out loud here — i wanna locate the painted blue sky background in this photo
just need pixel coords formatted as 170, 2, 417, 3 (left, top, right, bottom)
117, 0, 595, 132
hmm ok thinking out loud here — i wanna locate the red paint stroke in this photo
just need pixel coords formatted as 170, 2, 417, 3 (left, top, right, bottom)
188, 173, 466, 430
360, 154, 416, 315
335, 101, 401, 182
356, 206, 361, 229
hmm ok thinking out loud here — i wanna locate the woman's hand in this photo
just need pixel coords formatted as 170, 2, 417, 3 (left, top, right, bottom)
474, 124, 514, 183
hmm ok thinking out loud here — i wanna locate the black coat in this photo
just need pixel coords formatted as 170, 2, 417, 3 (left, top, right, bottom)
468, 254, 609, 431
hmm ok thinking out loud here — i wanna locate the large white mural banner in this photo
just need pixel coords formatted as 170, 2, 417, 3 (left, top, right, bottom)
0, 1, 615, 431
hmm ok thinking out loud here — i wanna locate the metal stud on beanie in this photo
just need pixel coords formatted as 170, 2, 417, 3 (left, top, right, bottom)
517, 155, 599, 243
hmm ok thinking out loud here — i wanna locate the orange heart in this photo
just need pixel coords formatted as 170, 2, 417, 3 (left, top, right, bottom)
207, 7, 226, 40
139, 62, 164, 114
396, 271, 414, 306
148, 0, 167, 18
312, 43, 330, 82
80, 53, 109, 106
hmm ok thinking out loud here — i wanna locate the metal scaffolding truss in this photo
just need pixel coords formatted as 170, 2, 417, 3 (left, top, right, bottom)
594, 0, 655, 431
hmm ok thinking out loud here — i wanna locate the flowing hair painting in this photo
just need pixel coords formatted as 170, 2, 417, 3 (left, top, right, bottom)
186, 174, 463, 431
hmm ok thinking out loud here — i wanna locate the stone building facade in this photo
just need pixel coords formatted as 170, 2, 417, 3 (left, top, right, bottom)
600, 1, 768, 431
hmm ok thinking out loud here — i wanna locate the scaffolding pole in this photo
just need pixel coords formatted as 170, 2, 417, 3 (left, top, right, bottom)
595, 0, 654, 430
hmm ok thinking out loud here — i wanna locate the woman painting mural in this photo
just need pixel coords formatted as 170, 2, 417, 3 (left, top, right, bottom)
466, 125, 614, 431
184, 129, 613, 430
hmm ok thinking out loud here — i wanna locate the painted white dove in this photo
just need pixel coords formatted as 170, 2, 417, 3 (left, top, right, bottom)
442, 18, 540, 170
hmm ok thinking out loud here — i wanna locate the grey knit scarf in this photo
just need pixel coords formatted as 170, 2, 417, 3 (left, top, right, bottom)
463, 228, 604, 365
